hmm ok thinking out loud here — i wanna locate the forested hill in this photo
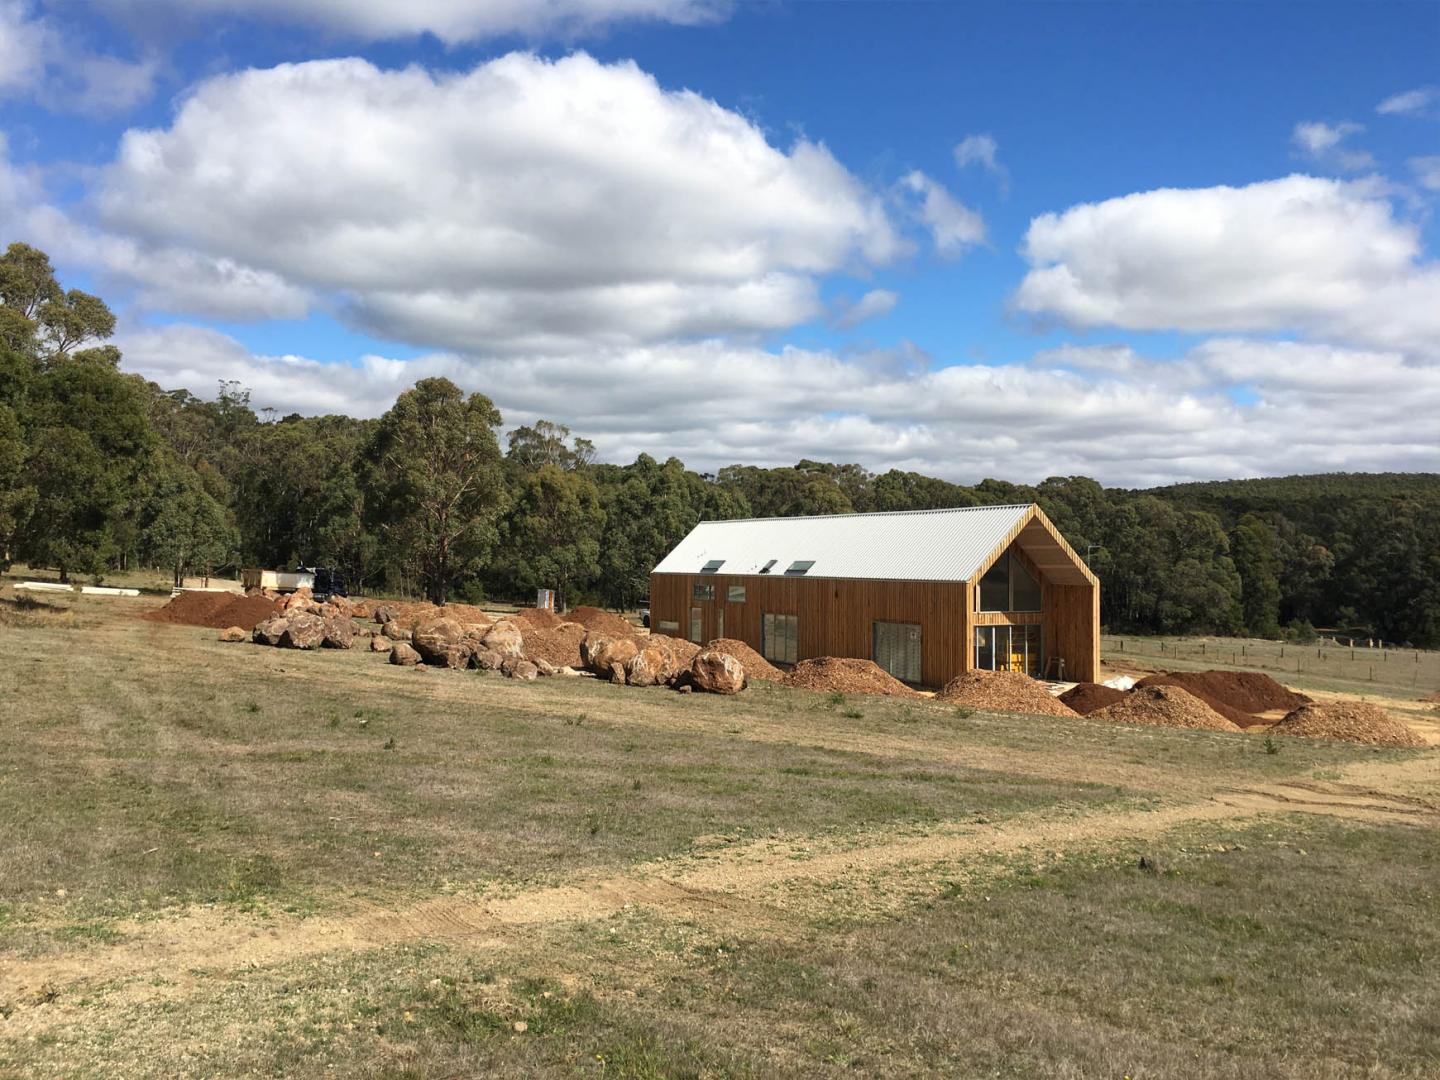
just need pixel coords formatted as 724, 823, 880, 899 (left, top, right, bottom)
2, 241, 1436, 646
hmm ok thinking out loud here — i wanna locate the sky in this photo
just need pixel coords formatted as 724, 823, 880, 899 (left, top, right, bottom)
0, 0, 1437, 487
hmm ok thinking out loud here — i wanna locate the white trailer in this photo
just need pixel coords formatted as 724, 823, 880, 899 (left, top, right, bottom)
241, 568, 316, 593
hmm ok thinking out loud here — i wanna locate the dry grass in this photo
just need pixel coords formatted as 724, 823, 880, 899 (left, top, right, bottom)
1, 593, 1436, 1078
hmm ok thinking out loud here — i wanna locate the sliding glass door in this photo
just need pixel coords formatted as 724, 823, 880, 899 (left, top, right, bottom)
972, 625, 1042, 678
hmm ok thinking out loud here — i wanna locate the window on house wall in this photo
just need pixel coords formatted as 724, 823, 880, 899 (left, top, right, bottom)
693, 583, 714, 601
762, 612, 798, 665
977, 545, 1042, 612
658, 620, 680, 634
689, 606, 703, 643
726, 585, 746, 603
715, 607, 724, 640
873, 621, 922, 683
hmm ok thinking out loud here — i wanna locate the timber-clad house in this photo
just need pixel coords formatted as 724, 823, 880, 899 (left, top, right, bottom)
649, 503, 1099, 687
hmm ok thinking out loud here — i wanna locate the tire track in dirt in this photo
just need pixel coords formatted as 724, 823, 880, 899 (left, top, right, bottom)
4, 754, 1435, 1015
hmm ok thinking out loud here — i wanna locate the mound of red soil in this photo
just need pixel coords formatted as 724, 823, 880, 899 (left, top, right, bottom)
511, 607, 564, 630
1136, 670, 1310, 728
1092, 685, 1242, 732
935, 671, 1076, 717
1270, 701, 1425, 748
145, 590, 281, 630
1059, 682, 1128, 715
567, 605, 638, 638
704, 638, 782, 681
437, 602, 492, 626
521, 622, 587, 668
784, 657, 922, 698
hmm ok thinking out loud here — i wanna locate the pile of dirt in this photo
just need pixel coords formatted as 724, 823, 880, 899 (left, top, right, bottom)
1059, 681, 1128, 715
1091, 685, 1242, 732
1269, 701, 1425, 748
145, 590, 281, 630
438, 602, 492, 625
703, 638, 783, 681
567, 605, 638, 638
520, 622, 587, 668
935, 671, 1076, 717
784, 657, 922, 698
1136, 670, 1310, 728
511, 607, 564, 630
1421, 690, 1440, 704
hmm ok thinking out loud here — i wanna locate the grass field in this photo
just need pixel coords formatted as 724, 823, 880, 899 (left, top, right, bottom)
2, 589, 1438, 1078
1102, 632, 1440, 702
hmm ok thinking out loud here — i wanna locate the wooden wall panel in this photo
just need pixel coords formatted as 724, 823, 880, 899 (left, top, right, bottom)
650, 573, 970, 687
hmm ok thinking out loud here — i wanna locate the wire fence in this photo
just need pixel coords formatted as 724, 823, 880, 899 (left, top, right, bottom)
1101, 634, 1440, 692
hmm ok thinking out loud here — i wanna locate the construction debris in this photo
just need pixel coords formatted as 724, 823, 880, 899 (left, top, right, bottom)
1091, 684, 1241, 732
1269, 701, 1425, 748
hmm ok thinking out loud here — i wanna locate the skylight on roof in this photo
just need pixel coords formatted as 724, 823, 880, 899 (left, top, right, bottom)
784, 560, 815, 576
758, 559, 778, 574
700, 559, 724, 574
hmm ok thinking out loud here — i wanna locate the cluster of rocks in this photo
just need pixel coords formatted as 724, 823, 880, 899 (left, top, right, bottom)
579, 632, 746, 695
230, 594, 748, 693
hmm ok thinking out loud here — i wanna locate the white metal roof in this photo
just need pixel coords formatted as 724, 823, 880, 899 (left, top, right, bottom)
652, 504, 1034, 583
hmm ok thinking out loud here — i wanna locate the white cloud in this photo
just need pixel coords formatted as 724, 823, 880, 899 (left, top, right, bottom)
1377, 86, 1437, 116
0, 1, 155, 114
897, 171, 984, 258
89, 52, 902, 349
113, 324, 1440, 487
1012, 175, 1440, 357
832, 288, 898, 329
1410, 156, 1440, 192
1291, 120, 1374, 171
953, 133, 1007, 191
95, 0, 728, 44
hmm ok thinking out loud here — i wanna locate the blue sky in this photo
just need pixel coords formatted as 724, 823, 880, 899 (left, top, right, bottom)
1, 0, 1437, 484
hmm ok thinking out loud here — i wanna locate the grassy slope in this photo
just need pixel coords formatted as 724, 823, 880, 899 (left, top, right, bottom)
1, 591, 1436, 1078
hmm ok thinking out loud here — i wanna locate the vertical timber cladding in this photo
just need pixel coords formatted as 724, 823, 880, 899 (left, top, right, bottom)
649, 573, 970, 687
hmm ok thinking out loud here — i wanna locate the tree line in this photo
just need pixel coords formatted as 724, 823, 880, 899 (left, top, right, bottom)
2, 242, 1436, 646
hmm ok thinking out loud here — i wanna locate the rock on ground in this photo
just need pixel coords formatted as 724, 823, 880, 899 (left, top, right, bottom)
252, 616, 289, 647
280, 612, 325, 650
690, 650, 747, 695
389, 642, 421, 666
218, 625, 247, 643
321, 618, 355, 649
481, 620, 525, 658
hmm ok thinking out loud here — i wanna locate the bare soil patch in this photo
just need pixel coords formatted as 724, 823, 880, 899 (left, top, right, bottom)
1092, 684, 1242, 732
511, 606, 564, 629
143, 590, 280, 630
783, 657, 922, 698
520, 622, 587, 667
936, 670, 1075, 717
567, 605, 637, 638
1058, 681, 1127, 715
1271, 701, 1426, 748
704, 638, 782, 681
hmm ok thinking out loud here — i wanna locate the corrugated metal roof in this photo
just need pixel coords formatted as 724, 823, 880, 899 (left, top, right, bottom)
652, 504, 1033, 583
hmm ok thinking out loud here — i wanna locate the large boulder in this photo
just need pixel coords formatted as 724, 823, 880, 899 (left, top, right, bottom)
389, 642, 421, 666
382, 621, 412, 642
280, 611, 326, 650
690, 651, 746, 695
321, 618, 355, 649
471, 647, 504, 671
369, 634, 393, 652
501, 657, 540, 681
625, 646, 676, 687
481, 620, 525, 658
413, 616, 470, 667
252, 616, 289, 647
218, 625, 247, 643
373, 603, 399, 625
581, 633, 639, 675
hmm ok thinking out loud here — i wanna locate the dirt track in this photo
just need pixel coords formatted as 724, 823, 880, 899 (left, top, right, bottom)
5, 752, 1435, 1021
